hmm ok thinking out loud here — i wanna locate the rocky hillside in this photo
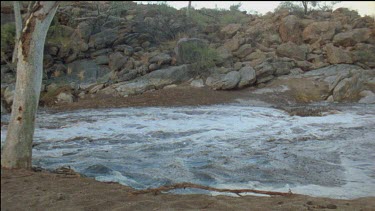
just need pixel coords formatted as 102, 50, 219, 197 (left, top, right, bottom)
1, 1, 375, 113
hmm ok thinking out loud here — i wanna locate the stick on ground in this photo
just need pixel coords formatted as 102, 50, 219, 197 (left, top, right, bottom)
131, 182, 293, 197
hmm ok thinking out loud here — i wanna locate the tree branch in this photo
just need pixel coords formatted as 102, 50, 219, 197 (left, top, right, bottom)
131, 182, 293, 197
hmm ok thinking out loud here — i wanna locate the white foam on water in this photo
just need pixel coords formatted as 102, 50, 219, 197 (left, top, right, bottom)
1, 104, 374, 199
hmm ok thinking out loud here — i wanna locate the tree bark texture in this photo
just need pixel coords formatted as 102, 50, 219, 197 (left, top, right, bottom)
1, 1, 58, 169
12, 1, 23, 64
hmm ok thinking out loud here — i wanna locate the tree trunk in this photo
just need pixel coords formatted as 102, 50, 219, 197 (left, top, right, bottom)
186, 1, 191, 17
302, 1, 308, 15
12, 1, 23, 64
1, 1, 58, 169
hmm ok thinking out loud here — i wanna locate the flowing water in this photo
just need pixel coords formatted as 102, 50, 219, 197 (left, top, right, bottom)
1, 103, 375, 199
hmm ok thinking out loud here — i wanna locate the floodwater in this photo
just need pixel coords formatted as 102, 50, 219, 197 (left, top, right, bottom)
1, 103, 375, 199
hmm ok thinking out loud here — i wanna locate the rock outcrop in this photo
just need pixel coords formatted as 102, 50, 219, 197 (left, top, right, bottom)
1, 2, 374, 112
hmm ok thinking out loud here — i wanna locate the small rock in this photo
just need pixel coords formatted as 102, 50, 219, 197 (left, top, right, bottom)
190, 79, 204, 88
56, 92, 73, 103
164, 84, 177, 89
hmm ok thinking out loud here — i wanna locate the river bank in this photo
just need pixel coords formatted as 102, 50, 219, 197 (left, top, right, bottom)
2, 168, 375, 211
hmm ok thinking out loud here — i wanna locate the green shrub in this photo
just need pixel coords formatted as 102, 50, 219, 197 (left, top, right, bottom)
155, 1, 177, 16
1, 23, 16, 53
107, 1, 132, 17
181, 42, 219, 70
220, 11, 248, 25
189, 7, 249, 27
229, 2, 242, 12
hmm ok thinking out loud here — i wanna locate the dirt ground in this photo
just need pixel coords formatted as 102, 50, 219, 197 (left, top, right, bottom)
2, 168, 374, 211
2, 85, 374, 210
47, 85, 258, 112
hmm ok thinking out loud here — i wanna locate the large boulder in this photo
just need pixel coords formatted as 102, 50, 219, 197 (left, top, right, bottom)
358, 90, 375, 104
149, 53, 172, 65
332, 69, 364, 102
94, 55, 109, 65
114, 44, 134, 56
109, 52, 128, 72
223, 36, 244, 52
206, 71, 241, 90
215, 46, 233, 67
333, 28, 372, 47
245, 50, 269, 67
60, 60, 110, 85
104, 65, 197, 97
279, 15, 303, 44
220, 23, 242, 39
325, 44, 353, 64
272, 59, 296, 76
176, 38, 208, 64
350, 43, 375, 68
302, 21, 341, 44
264, 64, 369, 103
88, 28, 118, 49
276, 42, 307, 61
75, 21, 93, 43
234, 44, 254, 59
238, 66, 256, 88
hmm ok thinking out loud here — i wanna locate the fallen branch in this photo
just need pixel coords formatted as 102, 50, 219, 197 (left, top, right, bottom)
131, 182, 293, 197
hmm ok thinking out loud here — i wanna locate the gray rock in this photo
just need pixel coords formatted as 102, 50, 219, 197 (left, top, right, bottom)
358, 90, 375, 104
332, 70, 362, 101
238, 66, 256, 88
220, 23, 241, 38
88, 28, 118, 49
149, 53, 172, 65
75, 21, 93, 42
59, 60, 110, 85
190, 79, 205, 88
351, 43, 375, 68
302, 21, 341, 44
272, 59, 295, 76
276, 42, 307, 61
148, 63, 160, 72
234, 44, 253, 59
118, 69, 138, 82
214, 67, 233, 74
94, 55, 109, 65
256, 75, 274, 84
114, 45, 134, 56
326, 44, 353, 64
279, 15, 303, 44
223, 36, 243, 52
56, 92, 73, 103
333, 28, 372, 47
90, 48, 113, 58
272, 64, 370, 103
105, 65, 197, 96
109, 52, 128, 72
207, 71, 241, 90
89, 84, 105, 94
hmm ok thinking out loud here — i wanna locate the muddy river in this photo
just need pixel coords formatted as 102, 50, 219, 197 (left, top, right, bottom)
1, 103, 374, 199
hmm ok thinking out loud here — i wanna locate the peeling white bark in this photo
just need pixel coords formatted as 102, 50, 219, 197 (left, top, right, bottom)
12, 1, 22, 64
1, 1, 58, 169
